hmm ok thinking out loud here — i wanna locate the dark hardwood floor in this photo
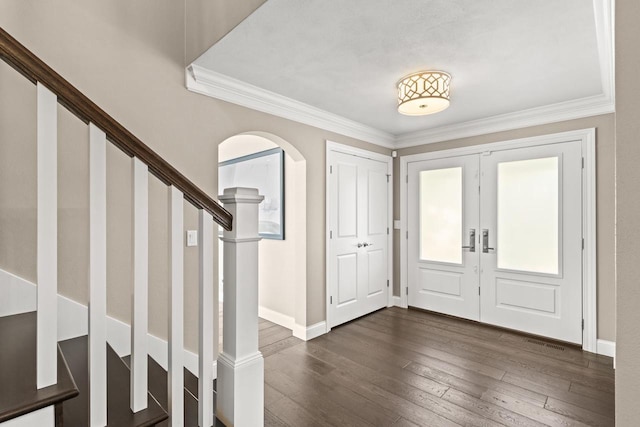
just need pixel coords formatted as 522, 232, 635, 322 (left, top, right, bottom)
261, 307, 615, 427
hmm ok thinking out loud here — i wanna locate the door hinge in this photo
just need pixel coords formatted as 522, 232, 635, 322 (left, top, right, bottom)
386, 174, 390, 183
582, 158, 585, 169
387, 227, 389, 235
330, 165, 333, 174
406, 287, 409, 295
387, 279, 389, 288
582, 238, 584, 250
478, 287, 481, 296
582, 319, 584, 330
330, 230, 333, 239
330, 296, 333, 304
406, 175, 408, 183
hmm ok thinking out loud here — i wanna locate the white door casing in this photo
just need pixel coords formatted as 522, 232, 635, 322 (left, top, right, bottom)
326, 142, 393, 330
399, 129, 597, 351
407, 155, 480, 321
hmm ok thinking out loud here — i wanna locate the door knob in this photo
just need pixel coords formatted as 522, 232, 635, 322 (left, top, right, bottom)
357, 243, 363, 248
482, 229, 495, 253
462, 229, 476, 252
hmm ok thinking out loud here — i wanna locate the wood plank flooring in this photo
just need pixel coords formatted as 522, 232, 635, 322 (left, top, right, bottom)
261, 307, 615, 427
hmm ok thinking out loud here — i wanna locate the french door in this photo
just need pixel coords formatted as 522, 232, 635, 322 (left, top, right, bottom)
408, 141, 583, 344
407, 155, 480, 321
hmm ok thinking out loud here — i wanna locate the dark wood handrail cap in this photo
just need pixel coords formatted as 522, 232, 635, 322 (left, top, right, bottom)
0, 26, 232, 230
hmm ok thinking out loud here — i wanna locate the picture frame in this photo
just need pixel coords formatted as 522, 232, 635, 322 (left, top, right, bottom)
218, 147, 285, 240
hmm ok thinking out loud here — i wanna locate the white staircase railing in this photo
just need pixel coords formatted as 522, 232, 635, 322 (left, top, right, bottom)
1, 26, 263, 427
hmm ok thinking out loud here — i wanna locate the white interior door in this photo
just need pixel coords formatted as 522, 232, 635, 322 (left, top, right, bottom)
328, 150, 389, 328
407, 155, 480, 321
480, 141, 583, 343
407, 141, 584, 344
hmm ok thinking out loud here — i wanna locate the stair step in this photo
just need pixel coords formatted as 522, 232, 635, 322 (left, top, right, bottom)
121, 355, 223, 426
59, 336, 168, 426
0, 312, 79, 423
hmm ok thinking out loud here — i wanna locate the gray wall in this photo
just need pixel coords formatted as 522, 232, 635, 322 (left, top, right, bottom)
615, 0, 640, 422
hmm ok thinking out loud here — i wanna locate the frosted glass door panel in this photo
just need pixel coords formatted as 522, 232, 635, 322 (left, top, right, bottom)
419, 167, 462, 264
497, 157, 559, 274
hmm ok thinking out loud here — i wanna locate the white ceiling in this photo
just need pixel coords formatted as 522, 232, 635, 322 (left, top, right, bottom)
192, 0, 612, 146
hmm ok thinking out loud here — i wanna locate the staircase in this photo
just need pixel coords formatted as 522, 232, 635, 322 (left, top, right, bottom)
0, 26, 264, 427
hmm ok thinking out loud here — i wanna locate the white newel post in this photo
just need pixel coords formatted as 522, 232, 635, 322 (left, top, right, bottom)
217, 188, 264, 427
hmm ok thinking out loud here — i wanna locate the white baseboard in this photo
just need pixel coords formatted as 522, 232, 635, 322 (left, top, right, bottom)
596, 339, 616, 359
392, 296, 403, 307
258, 306, 295, 330
292, 321, 326, 341
0, 269, 38, 316
306, 321, 327, 340
0, 268, 213, 378
257, 305, 327, 342
1, 406, 54, 427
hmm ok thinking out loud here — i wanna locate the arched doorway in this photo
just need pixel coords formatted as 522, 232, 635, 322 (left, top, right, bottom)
218, 132, 307, 337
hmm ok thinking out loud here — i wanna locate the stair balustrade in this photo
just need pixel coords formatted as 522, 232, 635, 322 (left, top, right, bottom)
0, 26, 262, 427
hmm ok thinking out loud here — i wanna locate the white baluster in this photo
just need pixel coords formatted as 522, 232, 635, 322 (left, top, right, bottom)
168, 186, 184, 427
89, 123, 107, 427
217, 188, 264, 427
131, 157, 148, 412
199, 210, 214, 427
36, 82, 58, 389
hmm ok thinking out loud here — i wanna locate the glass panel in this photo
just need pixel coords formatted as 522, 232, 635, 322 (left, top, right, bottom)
497, 157, 559, 274
419, 167, 462, 264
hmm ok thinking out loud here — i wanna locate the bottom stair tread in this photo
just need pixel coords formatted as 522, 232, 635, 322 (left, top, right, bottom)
59, 336, 168, 427
0, 312, 79, 423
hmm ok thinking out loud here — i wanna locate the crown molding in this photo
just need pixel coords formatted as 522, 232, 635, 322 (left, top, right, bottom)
187, 64, 614, 149
593, 0, 615, 103
187, 0, 614, 150
186, 64, 396, 148
394, 93, 614, 148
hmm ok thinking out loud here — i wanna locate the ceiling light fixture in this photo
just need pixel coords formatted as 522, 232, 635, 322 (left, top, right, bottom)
397, 70, 451, 116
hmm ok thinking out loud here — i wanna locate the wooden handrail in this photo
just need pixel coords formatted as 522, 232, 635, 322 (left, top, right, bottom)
0, 27, 232, 230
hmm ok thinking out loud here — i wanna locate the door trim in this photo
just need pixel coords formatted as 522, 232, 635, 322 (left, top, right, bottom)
399, 128, 597, 352
326, 141, 394, 333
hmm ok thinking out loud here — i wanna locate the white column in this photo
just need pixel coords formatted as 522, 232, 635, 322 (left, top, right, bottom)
198, 210, 214, 427
217, 187, 264, 427
89, 123, 107, 427
36, 83, 58, 389
168, 186, 184, 427
131, 157, 148, 412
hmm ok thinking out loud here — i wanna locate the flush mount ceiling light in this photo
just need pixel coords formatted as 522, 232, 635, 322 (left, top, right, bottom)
397, 71, 451, 116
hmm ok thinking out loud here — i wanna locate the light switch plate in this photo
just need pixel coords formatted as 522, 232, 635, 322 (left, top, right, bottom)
186, 230, 198, 247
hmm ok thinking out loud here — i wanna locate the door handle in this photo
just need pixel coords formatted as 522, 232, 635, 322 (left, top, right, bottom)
482, 229, 495, 253
357, 243, 363, 248
363, 242, 373, 247
462, 229, 476, 252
